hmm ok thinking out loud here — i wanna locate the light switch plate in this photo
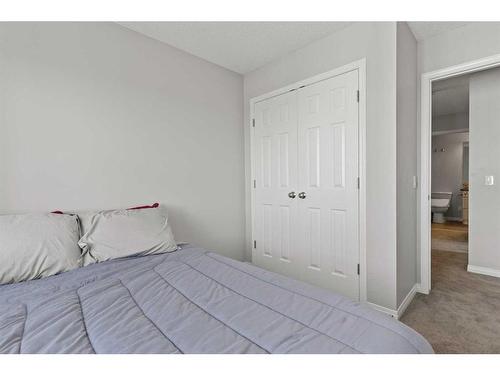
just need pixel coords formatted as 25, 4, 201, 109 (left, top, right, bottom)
412, 176, 418, 189
485, 175, 495, 186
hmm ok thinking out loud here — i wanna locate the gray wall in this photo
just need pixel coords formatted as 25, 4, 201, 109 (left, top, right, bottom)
417, 22, 500, 283
431, 132, 469, 220
396, 22, 418, 307
418, 23, 500, 74
244, 22, 399, 310
469, 68, 500, 271
0, 22, 246, 260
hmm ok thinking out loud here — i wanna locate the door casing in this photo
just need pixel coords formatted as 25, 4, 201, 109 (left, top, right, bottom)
249, 58, 367, 302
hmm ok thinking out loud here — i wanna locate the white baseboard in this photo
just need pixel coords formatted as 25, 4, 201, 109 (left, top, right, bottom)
364, 302, 398, 319
467, 264, 500, 278
364, 284, 419, 320
396, 284, 418, 319
415, 283, 429, 294
444, 216, 463, 222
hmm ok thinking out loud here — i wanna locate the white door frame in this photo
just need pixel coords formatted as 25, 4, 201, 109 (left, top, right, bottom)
419, 53, 500, 294
249, 58, 367, 302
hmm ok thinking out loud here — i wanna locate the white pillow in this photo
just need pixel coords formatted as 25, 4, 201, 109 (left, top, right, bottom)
0, 213, 82, 285
78, 205, 178, 263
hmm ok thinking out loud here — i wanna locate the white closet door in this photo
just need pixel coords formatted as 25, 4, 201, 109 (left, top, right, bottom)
296, 70, 359, 299
253, 90, 299, 277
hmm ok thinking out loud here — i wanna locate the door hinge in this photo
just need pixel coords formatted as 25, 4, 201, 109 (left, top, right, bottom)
357, 263, 360, 275
253, 240, 257, 249
253, 179, 256, 188
252, 118, 255, 127
357, 177, 360, 189
356, 90, 360, 103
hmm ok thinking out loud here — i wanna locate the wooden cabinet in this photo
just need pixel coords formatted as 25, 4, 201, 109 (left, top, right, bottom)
462, 191, 469, 225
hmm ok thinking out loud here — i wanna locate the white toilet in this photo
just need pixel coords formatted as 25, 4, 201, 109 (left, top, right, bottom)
431, 192, 452, 223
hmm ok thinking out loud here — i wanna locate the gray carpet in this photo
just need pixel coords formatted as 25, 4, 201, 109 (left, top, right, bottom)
401, 250, 500, 353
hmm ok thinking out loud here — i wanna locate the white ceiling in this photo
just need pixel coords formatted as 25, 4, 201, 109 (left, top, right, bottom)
118, 22, 474, 75
432, 74, 470, 117
118, 22, 351, 74
406, 22, 470, 41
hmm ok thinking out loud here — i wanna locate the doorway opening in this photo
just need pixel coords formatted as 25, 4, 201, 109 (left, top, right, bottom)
430, 75, 469, 263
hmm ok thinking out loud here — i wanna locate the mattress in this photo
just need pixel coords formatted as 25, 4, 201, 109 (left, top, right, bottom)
0, 245, 433, 354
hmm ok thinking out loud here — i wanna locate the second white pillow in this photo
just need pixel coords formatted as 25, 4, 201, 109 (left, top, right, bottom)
78, 205, 178, 263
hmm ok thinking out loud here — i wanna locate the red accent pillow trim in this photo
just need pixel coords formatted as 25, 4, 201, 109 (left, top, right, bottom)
127, 203, 159, 210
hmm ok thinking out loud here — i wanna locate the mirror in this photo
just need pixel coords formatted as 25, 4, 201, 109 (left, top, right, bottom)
463, 141, 469, 185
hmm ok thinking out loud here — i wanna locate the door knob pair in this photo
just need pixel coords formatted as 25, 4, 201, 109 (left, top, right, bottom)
288, 192, 306, 199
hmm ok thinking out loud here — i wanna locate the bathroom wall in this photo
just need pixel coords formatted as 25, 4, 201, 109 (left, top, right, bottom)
431, 132, 469, 220
433, 112, 469, 134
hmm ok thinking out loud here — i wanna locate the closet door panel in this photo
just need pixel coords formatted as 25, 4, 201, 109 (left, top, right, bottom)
253, 91, 299, 277
297, 70, 360, 300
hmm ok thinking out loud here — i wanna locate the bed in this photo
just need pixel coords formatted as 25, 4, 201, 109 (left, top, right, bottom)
0, 245, 433, 354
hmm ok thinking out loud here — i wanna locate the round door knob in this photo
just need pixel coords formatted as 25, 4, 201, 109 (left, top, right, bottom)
288, 191, 296, 199
298, 192, 306, 199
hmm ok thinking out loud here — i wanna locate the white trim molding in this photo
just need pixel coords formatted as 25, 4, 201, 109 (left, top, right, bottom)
367, 284, 418, 320
468, 265, 500, 278
365, 302, 398, 319
419, 53, 500, 295
415, 283, 426, 294
249, 58, 367, 303
396, 284, 418, 320
444, 216, 463, 222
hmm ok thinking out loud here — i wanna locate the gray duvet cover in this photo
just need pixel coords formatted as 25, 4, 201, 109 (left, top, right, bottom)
0, 245, 433, 354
